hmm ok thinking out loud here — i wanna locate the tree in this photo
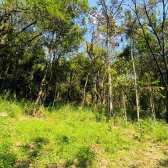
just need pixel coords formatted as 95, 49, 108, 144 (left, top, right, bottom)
130, 41, 140, 121
0, 0, 89, 112
125, 0, 168, 122
91, 0, 124, 116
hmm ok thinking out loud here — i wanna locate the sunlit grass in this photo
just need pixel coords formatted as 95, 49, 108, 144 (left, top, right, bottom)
0, 95, 168, 167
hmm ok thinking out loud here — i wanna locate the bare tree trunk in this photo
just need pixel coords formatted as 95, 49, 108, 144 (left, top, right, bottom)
66, 70, 73, 102
122, 90, 127, 122
81, 72, 90, 107
150, 88, 156, 126
42, 84, 48, 105
166, 88, 168, 123
93, 74, 97, 104
96, 70, 100, 104
107, 28, 113, 117
131, 42, 140, 122
102, 75, 106, 105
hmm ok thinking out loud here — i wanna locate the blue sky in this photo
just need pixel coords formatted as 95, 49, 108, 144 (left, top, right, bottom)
88, 0, 97, 7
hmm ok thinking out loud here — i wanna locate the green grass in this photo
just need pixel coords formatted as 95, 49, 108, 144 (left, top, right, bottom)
0, 96, 168, 167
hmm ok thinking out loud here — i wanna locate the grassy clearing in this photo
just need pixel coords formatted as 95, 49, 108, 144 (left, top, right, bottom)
0, 96, 168, 167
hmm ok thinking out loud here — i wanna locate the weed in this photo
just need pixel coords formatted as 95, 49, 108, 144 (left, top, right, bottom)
0, 95, 168, 167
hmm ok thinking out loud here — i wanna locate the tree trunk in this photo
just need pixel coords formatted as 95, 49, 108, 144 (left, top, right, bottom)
66, 71, 73, 102
102, 76, 106, 105
81, 72, 90, 107
1, 62, 10, 90
28, 73, 34, 99
166, 88, 168, 123
107, 27, 113, 117
150, 88, 156, 126
132, 1, 168, 122
42, 85, 48, 105
96, 70, 100, 104
122, 89, 127, 122
131, 42, 140, 122
93, 74, 97, 104
13, 57, 19, 98
34, 63, 48, 115
52, 83, 57, 108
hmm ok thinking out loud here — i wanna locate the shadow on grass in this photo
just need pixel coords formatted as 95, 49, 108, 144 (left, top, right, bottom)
159, 159, 168, 167
15, 159, 32, 168
158, 149, 168, 167
65, 147, 95, 168
76, 147, 95, 168
0, 151, 17, 168
15, 136, 49, 167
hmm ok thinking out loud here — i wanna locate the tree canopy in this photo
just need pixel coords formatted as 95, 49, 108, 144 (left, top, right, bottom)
0, 0, 168, 122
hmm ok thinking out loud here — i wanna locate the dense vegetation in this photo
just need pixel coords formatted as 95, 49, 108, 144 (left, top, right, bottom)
0, 0, 168, 121
0, 0, 168, 167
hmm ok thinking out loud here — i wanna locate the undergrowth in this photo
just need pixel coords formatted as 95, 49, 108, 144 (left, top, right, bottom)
0, 94, 168, 167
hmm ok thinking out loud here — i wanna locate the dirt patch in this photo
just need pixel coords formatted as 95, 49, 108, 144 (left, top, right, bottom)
47, 164, 57, 168
15, 158, 33, 168
91, 144, 109, 168
112, 143, 168, 168
0, 113, 8, 117
98, 158, 109, 168
19, 115, 43, 121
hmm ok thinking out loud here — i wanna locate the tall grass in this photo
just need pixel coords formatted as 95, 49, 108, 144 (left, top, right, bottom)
0, 93, 168, 167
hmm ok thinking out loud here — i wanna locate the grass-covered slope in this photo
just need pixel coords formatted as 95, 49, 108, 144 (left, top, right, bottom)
0, 96, 168, 167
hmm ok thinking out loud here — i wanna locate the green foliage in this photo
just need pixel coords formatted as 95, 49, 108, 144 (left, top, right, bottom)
0, 98, 21, 118
0, 0, 89, 97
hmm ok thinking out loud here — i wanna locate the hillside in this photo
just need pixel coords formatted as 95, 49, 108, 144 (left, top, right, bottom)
0, 96, 168, 168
